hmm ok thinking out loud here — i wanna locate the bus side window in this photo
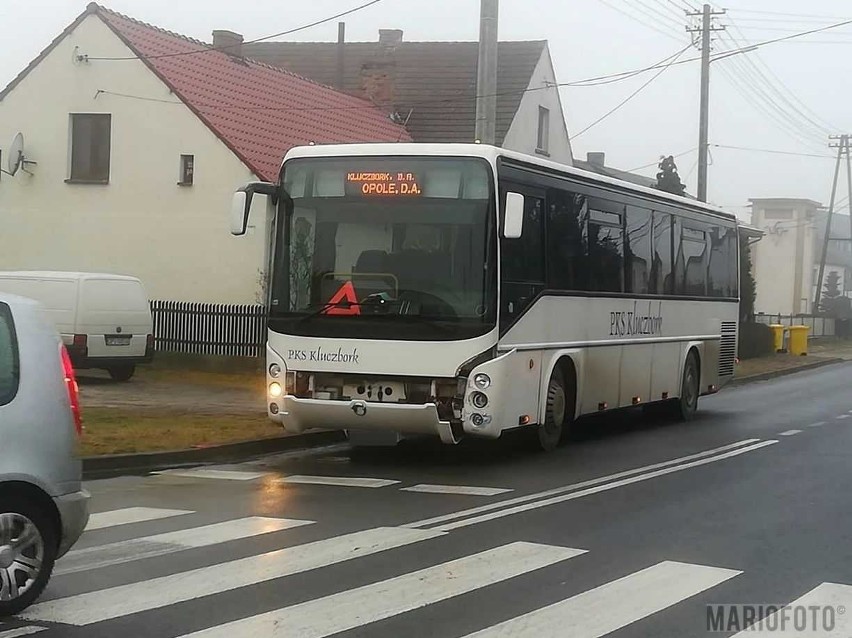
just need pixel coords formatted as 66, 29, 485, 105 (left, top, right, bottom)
652, 212, 673, 294
676, 221, 709, 296
626, 206, 652, 294
501, 193, 545, 326
546, 189, 587, 291
587, 208, 624, 293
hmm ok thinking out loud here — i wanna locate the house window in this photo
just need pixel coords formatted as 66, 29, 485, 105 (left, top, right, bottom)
536, 106, 550, 154
69, 113, 111, 183
179, 154, 194, 186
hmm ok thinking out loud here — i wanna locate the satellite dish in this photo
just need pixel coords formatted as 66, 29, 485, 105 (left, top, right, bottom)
7, 132, 23, 176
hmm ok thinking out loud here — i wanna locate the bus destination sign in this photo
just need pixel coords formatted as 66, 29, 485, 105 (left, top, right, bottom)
346, 171, 422, 196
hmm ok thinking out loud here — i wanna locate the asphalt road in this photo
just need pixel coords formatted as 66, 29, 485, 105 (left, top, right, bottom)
6, 362, 852, 638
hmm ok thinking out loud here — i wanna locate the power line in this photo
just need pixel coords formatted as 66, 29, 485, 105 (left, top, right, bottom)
93, 18, 852, 114
714, 63, 826, 151
632, 0, 686, 30
717, 32, 832, 137
597, 0, 687, 43
730, 16, 851, 24
724, 22, 839, 132
627, 148, 697, 172
726, 9, 852, 20
663, 0, 690, 15
711, 144, 834, 159
87, 0, 385, 61
572, 44, 692, 139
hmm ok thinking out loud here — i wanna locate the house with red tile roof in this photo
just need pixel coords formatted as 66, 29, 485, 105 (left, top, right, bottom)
0, 3, 410, 305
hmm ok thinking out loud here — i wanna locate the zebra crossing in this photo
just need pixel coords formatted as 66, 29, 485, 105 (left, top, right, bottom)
12, 505, 852, 636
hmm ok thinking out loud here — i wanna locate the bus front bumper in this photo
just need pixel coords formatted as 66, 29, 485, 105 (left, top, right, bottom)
276, 397, 472, 443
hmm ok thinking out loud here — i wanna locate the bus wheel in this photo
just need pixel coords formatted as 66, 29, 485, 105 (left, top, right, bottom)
675, 352, 700, 421
538, 367, 568, 452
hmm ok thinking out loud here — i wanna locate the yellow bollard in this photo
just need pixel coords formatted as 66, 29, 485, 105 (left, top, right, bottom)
786, 325, 810, 356
768, 324, 786, 353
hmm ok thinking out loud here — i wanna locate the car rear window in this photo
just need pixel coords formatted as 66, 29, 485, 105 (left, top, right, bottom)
0, 303, 20, 405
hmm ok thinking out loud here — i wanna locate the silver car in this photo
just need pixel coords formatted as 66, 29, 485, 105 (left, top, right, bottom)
0, 293, 90, 616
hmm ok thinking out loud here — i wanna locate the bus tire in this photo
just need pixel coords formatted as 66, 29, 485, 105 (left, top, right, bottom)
674, 351, 700, 421
538, 366, 569, 452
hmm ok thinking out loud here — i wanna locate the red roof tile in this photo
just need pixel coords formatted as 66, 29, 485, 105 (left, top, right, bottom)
67, 4, 411, 180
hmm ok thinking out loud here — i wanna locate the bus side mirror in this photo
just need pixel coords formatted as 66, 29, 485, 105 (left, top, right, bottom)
230, 190, 252, 236
503, 192, 525, 239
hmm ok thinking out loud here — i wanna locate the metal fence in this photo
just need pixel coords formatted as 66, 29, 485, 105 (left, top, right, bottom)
150, 300, 267, 357
753, 313, 836, 338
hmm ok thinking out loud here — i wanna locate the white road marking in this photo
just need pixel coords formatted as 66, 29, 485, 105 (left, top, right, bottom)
153, 468, 268, 481
403, 439, 762, 530
836, 415, 851, 420
86, 507, 192, 531
22, 526, 444, 625
279, 475, 400, 488
808, 421, 827, 428
400, 484, 513, 496
0, 628, 47, 638
56, 517, 314, 575
463, 560, 741, 638
176, 542, 586, 638
730, 582, 852, 636
432, 441, 778, 532
779, 430, 802, 436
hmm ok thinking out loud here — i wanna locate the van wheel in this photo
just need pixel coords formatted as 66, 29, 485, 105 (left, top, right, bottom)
538, 367, 569, 452
674, 352, 700, 421
0, 499, 57, 617
108, 365, 136, 382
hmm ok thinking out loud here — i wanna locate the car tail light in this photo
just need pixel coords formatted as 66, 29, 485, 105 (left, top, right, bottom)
61, 345, 83, 436
146, 334, 155, 348
72, 334, 87, 348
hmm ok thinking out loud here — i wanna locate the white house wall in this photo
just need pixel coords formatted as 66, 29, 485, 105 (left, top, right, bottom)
501, 46, 573, 165
752, 202, 816, 314
0, 14, 269, 304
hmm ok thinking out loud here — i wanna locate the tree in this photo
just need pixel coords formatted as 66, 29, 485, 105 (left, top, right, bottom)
819, 270, 851, 318
739, 235, 756, 323
655, 155, 686, 197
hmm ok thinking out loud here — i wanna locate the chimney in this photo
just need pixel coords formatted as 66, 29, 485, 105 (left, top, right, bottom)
360, 61, 395, 108
212, 30, 243, 58
587, 152, 606, 168
378, 29, 403, 50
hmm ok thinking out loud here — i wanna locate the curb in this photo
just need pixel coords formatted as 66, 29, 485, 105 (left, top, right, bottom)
82, 430, 347, 479
730, 357, 845, 387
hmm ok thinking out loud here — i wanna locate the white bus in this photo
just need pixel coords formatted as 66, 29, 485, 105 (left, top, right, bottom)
231, 144, 739, 451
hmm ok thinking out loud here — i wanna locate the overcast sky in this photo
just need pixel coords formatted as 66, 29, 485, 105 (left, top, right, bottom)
2, 0, 852, 220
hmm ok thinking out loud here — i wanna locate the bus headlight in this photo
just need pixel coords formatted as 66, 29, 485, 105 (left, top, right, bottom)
269, 382, 283, 398
471, 413, 485, 427
473, 373, 491, 390
269, 363, 282, 378
471, 391, 488, 409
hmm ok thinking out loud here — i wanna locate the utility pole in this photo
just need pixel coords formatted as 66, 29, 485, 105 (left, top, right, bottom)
475, 0, 499, 145
687, 4, 726, 202
814, 135, 852, 314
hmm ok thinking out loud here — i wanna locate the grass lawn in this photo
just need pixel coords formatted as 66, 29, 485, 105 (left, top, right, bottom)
81, 408, 283, 456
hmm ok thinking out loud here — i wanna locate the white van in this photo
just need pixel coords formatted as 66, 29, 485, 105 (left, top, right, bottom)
0, 272, 154, 381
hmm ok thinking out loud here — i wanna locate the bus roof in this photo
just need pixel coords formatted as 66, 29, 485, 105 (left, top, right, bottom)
283, 143, 739, 223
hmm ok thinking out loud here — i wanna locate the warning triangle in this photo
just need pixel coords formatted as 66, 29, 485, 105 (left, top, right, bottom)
324, 281, 361, 315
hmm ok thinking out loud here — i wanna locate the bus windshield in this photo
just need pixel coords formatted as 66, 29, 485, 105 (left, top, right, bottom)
270, 157, 497, 341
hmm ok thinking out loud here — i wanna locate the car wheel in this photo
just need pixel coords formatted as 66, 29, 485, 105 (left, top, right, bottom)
538, 367, 569, 452
108, 365, 136, 382
674, 352, 700, 421
0, 499, 57, 617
